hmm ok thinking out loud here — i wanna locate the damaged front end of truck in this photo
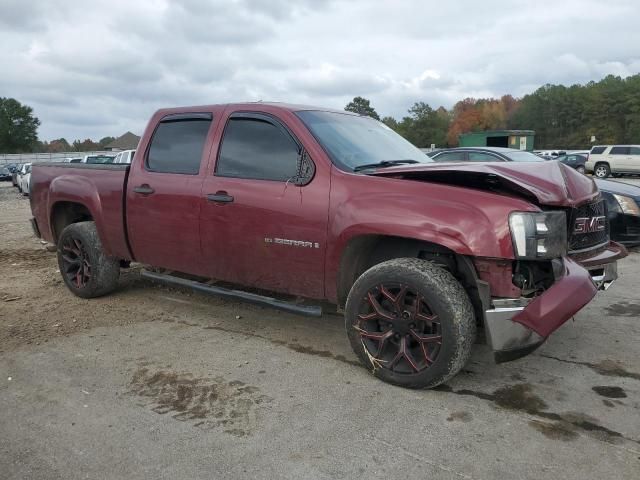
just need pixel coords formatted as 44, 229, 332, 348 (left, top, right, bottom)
369, 161, 627, 362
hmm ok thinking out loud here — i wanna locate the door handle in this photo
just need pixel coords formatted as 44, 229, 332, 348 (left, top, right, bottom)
207, 191, 234, 204
133, 184, 155, 195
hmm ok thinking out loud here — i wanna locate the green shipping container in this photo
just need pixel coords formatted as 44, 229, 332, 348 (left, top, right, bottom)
458, 130, 535, 151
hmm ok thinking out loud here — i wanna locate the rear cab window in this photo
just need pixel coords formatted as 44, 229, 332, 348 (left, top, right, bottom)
147, 114, 212, 174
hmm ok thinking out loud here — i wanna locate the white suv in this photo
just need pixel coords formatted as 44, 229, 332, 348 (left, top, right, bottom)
113, 149, 136, 164
586, 145, 640, 178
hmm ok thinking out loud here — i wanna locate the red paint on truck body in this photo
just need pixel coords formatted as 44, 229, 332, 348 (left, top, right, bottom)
30, 165, 132, 260
29, 102, 624, 344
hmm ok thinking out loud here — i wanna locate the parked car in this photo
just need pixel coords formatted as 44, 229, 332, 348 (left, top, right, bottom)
29, 103, 625, 389
568, 150, 590, 156
113, 149, 136, 164
17, 163, 32, 195
432, 147, 638, 245
556, 153, 588, 174
537, 150, 566, 158
585, 145, 640, 178
596, 179, 640, 246
10, 163, 23, 187
81, 154, 115, 164
0, 166, 11, 181
431, 147, 543, 163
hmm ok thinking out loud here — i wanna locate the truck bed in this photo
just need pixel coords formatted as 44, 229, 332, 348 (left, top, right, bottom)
30, 162, 132, 259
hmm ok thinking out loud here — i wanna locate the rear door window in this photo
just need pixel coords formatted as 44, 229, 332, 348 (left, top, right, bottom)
147, 117, 212, 174
610, 146, 630, 155
468, 152, 502, 162
216, 115, 300, 181
433, 151, 467, 162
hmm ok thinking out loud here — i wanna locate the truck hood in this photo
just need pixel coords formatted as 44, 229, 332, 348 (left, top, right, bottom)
368, 161, 598, 207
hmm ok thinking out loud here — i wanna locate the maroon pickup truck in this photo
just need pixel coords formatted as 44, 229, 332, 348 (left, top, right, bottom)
29, 103, 626, 389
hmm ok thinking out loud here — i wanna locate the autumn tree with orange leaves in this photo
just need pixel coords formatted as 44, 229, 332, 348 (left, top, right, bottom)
446, 95, 519, 146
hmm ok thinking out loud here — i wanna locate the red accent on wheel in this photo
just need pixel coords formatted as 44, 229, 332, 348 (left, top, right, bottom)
61, 236, 91, 288
355, 283, 441, 374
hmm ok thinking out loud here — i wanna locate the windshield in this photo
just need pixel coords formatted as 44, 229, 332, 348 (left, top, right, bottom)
296, 110, 431, 171
504, 151, 546, 162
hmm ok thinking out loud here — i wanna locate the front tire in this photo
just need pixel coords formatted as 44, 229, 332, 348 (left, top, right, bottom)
576, 165, 586, 174
345, 258, 476, 389
594, 163, 610, 178
57, 221, 120, 298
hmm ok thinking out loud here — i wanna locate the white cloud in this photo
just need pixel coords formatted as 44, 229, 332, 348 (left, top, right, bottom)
0, 0, 638, 140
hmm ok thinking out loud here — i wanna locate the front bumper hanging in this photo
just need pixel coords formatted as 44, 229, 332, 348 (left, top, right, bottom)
484, 243, 624, 363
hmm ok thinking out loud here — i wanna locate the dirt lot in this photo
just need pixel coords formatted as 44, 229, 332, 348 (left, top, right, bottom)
1, 181, 639, 479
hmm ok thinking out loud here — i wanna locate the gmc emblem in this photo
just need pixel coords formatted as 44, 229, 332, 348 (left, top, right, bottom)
573, 216, 606, 234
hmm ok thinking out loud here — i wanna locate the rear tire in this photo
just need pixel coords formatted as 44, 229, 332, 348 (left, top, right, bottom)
594, 163, 610, 178
576, 165, 586, 174
57, 221, 120, 299
345, 258, 476, 389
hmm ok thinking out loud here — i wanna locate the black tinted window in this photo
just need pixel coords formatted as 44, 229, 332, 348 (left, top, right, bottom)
590, 146, 606, 154
434, 152, 467, 162
630, 147, 640, 155
147, 119, 211, 174
217, 117, 299, 181
86, 155, 114, 164
610, 146, 630, 155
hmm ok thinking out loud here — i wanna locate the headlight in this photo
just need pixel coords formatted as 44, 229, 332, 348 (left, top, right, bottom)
509, 211, 567, 259
612, 194, 640, 216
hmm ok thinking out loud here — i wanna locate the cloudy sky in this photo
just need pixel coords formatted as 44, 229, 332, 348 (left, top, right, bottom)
1, 0, 639, 141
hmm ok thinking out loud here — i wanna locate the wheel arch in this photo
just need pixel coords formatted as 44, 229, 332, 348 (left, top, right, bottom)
50, 201, 95, 243
593, 161, 611, 174
335, 234, 488, 325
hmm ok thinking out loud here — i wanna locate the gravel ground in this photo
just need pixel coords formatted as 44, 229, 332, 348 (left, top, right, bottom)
0, 181, 639, 480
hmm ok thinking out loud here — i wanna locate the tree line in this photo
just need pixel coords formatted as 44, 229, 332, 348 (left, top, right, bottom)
0, 97, 117, 153
346, 74, 640, 149
34, 136, 117, 153
2, 74, 639, 153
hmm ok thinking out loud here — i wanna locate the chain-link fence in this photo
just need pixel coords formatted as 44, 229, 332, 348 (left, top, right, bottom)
0, 151, 114, 165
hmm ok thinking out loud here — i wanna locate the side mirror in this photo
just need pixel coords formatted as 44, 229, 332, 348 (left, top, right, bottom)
293, 150, 316, 186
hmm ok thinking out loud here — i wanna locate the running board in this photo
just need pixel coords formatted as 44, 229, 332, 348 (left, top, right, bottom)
140, 269, 323, 317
